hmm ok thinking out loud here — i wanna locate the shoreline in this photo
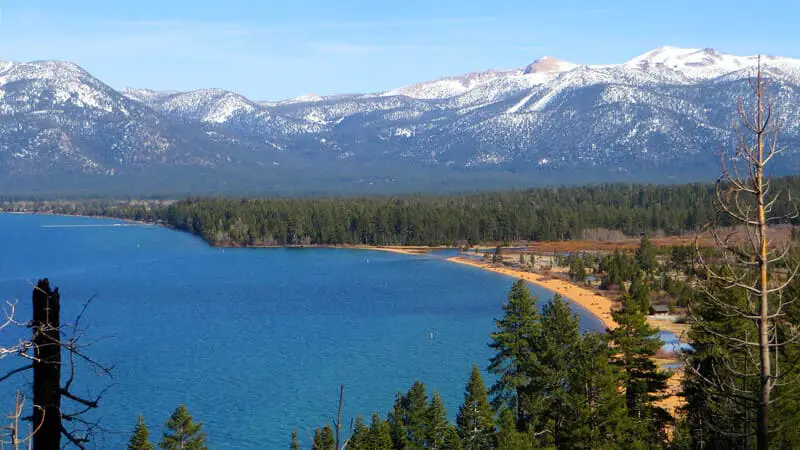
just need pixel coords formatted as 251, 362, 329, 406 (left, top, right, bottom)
4, 210, 685, 415
442, 255, 686, 416
445, 256, 619, 330
2, 210, 687, 336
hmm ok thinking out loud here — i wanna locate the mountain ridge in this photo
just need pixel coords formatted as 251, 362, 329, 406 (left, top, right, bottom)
1, 46, 799, 196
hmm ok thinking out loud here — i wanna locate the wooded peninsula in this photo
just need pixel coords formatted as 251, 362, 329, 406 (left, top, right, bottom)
5, 177, 800, 248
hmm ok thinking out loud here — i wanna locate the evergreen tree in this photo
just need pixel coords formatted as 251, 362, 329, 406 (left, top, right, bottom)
312, 424, 335, 450
610, 296, 670, 444
636, 235, 657, 273
494, 408, 533, 450
527, 294, 581, 446
348, 416, 369, 450
159, 405, 208, 450
290, 430, 300, 450
426, 392, 451, 449
128, 416, 155, 450
368, 412, 393, 450
568, 254, 586, 281
562, 332, 630, 449
405, 382, 430, 448
629, 270, 651, 312
492, 246, 503, 264
456, 366, 495, 450
683, 276, 800, 449
388, 394, 411, 449
488, 280, 540, 430
441, 426, 464, 450
388, 382, 429, 450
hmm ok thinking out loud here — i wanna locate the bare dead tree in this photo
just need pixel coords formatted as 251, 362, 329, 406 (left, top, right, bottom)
335, 384, 344, 450
0, 301, 33, 363
0, 279, 112, 450
691, 57, 800, 450
1, 392, 45, 450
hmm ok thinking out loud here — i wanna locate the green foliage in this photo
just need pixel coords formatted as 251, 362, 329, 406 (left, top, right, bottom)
150, 182, 747, 247
312, 424, 335, 450
668, 246, 693, 274
456, 366, 496, 450
610, 297, 671, 444
601, 250, 639, 290
348, 416, 369, 450
13, 178, 800, 247
290, 429, 300, 450
388, 382, 431, 449
568, 254, 586, 281
525, 294, 583, 445
427, 392, 455, 449
492, 246, 503, 264
159, 405, 208, 450
682, 272, 800, 449
636, 235, 658, 273
368, 412, 394, 450
488, 280, 540, 429
522, 295, 631, 448
561, 332, 630, 449
441, 426, 464, 450
128, 416, 155, 450
629, 271, 651, 312
494, 408, 534, 450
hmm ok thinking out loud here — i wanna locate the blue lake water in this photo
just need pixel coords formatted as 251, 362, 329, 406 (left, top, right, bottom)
0, 213, 605, 448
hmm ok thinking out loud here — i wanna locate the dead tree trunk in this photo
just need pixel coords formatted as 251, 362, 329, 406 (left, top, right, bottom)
691, 57, 800, 450
753, 66, 770, 450
31, 278, 61, 450
335, 385, 344, 450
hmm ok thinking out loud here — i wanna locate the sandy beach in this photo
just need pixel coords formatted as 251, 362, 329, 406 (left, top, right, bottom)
446, 256, 619, 330
443, 255, 686, 416
366, 246, 438, 255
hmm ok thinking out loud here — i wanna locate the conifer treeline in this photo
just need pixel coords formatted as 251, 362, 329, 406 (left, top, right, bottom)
6, 178, 799, 247
154, 178, 800, 246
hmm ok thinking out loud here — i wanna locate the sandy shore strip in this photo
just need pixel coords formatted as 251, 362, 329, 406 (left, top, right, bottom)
446, 256, 618, 330
366, 246, 437, 255
445, 256, 687, 416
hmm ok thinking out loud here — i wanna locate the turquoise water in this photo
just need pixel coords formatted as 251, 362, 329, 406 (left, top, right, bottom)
0, 214, 604, 448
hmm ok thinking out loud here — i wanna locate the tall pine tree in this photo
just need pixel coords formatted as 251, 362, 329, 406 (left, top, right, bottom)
312, 424, 335, 450
494, 408, 534, 450
368, 412, 394, 450
348, 416, 369, 450
128, 416, 155, 450
562, 332, 630, 449
636, 235, 657, 273
159, 405, 208, 450
426, 391, 454, 449
523, 294, 582, 446
610, 295, 671, 445
488, 280, 540, 430
388, 382, 430, 450
456, 365, 495, 450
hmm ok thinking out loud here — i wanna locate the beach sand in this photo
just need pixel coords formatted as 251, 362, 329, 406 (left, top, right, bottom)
367, 246, 435, 256
446, 256, 619, 330
444, 255, 686, 416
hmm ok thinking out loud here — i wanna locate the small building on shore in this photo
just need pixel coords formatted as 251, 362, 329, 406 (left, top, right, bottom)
649, 304, 670, 315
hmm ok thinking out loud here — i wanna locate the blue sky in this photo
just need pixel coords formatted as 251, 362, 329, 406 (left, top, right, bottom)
1, 0, 798, 100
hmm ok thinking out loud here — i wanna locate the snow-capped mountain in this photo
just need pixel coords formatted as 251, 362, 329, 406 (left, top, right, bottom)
1, 46, 799, 195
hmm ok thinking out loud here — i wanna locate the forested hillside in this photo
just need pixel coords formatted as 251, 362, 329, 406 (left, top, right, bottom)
5, 177, 800, 246
144, 178, 800, 246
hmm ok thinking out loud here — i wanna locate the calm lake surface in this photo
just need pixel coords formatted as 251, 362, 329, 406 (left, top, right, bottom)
0, 213, 604, 448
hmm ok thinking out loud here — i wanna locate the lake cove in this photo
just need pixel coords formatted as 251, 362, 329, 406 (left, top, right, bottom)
0, 213, 604, 448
